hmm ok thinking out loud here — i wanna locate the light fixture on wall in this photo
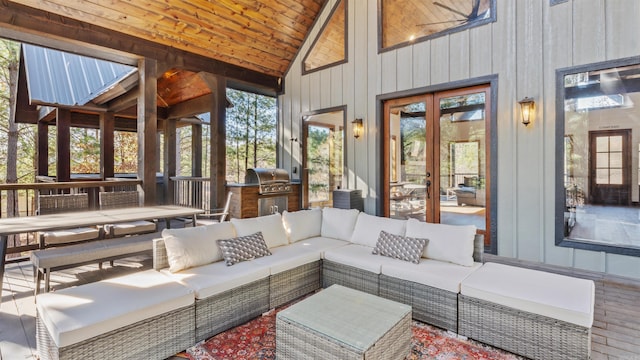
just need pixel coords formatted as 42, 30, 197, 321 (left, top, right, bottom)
518, 97, 535, 126
352, 118, 363, 139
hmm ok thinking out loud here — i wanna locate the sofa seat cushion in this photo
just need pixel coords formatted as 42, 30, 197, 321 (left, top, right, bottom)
289, 236, 349, 257
324, 244, 402, 274
164, 260, 270, 300
460, 262, 595, 328
382, 259, 482, 293
36, 269, 194, 348
251, 243, 321, 275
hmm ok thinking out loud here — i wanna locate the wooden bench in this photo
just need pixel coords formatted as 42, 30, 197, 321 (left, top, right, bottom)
30, 232, 158, 295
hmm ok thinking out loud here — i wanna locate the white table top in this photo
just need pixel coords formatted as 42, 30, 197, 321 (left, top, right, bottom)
0, 205, 203, 236
276, 285, 411, 352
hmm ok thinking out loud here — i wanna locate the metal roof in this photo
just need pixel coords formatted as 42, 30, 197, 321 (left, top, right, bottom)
22, 44, 136, 107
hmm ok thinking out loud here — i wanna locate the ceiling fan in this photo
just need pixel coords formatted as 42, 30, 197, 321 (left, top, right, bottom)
418, 0, 482, 27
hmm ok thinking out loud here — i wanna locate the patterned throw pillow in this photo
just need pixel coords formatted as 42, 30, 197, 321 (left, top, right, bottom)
372, 230, 427, 264
217, 231, 272, 266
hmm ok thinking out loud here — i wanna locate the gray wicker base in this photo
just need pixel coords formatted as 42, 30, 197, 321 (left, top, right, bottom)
270, 260, 322, 309
379, 274, 458, 332
36, 304, 195, 360
276, 310, 411, 360
195, 277, 270, 342
459, 295, 591, 360
322, 260, 379, 295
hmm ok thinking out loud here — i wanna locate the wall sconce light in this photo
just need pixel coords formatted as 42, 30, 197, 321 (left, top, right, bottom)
518, 97, 535, 126
352, 118, 363, 139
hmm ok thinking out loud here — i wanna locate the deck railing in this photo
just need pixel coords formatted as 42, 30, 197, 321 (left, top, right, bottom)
171, 176, 211, 212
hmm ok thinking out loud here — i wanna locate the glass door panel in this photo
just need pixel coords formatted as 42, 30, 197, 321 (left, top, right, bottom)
436, 91, 487, 232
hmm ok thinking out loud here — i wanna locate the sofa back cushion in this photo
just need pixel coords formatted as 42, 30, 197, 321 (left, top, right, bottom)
320, 207, 360, 241
162, 222, 236, 273
282, 208, 322, 243
231, 213, 288, 249
405, 218, 476, 266
350, 212, 406, 248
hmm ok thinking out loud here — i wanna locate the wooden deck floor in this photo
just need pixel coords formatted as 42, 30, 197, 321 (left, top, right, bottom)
1, 253, 639, 359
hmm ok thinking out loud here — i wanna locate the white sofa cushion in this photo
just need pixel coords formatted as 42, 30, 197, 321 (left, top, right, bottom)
289, 236, 349, 258
405, 218, 476, 266
324, 244, 403, 274
163, 259, 270, 300
231, 213, 288, 249
382, 259, 482, 293
282, 208, 322, 243
350, 212, 406, 248
162, 222, 236, 273
321, 207, 359, 241
36, 270, 194, 348
251, 243, 321, 275
460, 262, 595, 328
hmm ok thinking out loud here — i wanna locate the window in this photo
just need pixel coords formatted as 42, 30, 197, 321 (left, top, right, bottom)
302, 0, 347, 74
556, 59, 640, 256
379, 0, 496, 51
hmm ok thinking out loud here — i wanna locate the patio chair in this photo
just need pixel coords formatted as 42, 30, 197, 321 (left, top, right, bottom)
99, 191, 157, 238
196, 192, 233, 226
37, 193, 101, 248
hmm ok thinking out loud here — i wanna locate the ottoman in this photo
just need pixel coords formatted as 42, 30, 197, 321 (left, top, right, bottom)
36, 269, 195, 360
459, 262, 595, 360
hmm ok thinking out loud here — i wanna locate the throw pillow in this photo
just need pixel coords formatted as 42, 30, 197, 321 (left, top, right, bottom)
405, 219, 476, 266
217, 231, 272, 266
372, 230, 427, 264
162, 222, 236, 273
320, 207, 360, 241
350, 212, 406, 248
282, 208, 322, 243
231, 213, 288, 249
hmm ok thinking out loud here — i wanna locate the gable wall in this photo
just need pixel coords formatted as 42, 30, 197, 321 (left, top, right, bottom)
279, 0, 640, 280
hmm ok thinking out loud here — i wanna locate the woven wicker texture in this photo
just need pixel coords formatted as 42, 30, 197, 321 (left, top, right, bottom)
379, 274, 458, 332
459, 295, 591, 360
36, 305, 195, 360
195, 277, 270, 342
98, 191, 141, 209
270, 261, 322, 308
276, 286, 411, 360
38, 193, 89, 215
322, 260, 379, 295
153, 238, 170, 270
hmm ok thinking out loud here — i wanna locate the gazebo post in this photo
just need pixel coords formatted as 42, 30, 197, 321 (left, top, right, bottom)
137, 57, 158, 205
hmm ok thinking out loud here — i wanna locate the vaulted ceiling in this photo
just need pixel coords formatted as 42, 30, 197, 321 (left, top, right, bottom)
8, 0, 325, 79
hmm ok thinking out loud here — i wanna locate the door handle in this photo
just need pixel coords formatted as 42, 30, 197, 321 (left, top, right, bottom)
425, 180, 431, 199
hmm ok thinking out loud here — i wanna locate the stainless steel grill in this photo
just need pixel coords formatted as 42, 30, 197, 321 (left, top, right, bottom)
245, 168, 292, 195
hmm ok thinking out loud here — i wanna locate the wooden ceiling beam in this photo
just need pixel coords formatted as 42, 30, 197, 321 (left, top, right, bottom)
0, 1, 281, 94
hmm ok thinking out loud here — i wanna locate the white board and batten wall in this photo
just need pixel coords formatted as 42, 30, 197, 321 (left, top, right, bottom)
278, 0, 640, 280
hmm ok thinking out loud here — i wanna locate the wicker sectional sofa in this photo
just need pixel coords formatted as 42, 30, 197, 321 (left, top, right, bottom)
36, 207, 595, 360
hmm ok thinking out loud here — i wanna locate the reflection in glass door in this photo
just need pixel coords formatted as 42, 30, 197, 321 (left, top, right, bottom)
383, 85, 491, 243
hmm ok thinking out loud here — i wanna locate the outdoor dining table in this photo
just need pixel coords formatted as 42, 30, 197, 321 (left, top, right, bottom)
0, 205, 204, 307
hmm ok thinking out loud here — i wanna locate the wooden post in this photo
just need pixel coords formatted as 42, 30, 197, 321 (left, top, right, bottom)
192, 124, 203, 177
37, 122, 48, 177
137, 58, 158, 205
201, 74, 227, 210
164, 119, 177, 205
56, 108, 71, 182
100, 112, 115, 179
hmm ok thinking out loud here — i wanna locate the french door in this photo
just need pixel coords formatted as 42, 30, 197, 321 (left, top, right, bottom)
588, 130, 631, 206
383, 85, 491, 243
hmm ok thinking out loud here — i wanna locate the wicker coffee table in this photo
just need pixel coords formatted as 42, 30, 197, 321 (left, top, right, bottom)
276, 284, 412, 360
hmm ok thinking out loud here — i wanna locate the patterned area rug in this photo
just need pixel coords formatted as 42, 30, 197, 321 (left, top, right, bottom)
178, 304, 520, 360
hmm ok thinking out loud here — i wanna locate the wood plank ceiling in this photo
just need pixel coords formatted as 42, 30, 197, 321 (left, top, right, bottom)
9, 0, 325, 78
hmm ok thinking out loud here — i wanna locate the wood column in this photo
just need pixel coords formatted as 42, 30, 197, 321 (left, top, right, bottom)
37, 122, 48, 177
192, 124, 202, 177
202, 74, 227, 209
100, 112, 115, 179
137, 58, 158, 205
164, 119, 177, 205
56, 108, 71, 182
